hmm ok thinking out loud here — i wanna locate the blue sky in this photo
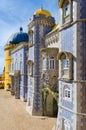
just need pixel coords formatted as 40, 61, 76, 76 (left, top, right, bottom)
0, 0, 59, 74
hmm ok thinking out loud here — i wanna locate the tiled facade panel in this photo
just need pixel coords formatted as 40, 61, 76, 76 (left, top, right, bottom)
13, 48, 26, 73
43, 26, 52, 36
34, 26, 40, 43
76, 37, 86, 129
12, 46, 28, 100
61, 26, 74, 53
56, 108, 73, 130
79, 0, 86, 19
34, 45, 40, 75
62, 109, 73, 120
20, 75, 24, 98
33, 44, 41, 112
75, 22, 86, 80
79, 23, 86, 80
28, 77, 34, 106
27, 46, 34, 110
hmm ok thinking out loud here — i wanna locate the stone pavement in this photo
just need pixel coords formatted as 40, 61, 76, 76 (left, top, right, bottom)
0, 89, 56, 130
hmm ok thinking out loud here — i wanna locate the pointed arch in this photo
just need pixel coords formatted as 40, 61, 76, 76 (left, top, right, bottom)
58, 51, 73, 60
59, 0, 72, 8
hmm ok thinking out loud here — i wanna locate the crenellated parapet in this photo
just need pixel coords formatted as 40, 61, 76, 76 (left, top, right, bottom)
28, 8, 55, 29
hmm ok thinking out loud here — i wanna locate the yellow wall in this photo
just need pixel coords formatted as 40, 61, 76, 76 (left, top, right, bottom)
0, 68, 5, 88
4, 44, 16, 90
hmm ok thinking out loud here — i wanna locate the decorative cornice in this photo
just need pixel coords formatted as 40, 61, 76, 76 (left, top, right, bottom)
41, 47, 59, 53
59, 19, 86, 31
11, 42, 28, 54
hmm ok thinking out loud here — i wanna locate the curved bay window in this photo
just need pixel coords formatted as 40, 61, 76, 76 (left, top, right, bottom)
58, 51, 73, 80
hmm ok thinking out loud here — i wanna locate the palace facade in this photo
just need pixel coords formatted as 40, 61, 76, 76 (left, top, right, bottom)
4, 0, 86, 129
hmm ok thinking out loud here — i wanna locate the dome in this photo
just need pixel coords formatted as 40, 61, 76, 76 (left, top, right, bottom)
34, 8, 52, 17
7, 28, 29, 44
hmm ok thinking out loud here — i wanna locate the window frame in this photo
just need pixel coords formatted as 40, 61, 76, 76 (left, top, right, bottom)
49, 57, 55, 70
58, 52, 73, 80
63, 85, 72, 101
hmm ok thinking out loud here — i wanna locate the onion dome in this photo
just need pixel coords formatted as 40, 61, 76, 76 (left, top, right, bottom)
34, 8, 52, 17
7, 27, 29, 44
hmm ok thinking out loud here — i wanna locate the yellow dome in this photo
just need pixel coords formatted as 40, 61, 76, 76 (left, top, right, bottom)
34, 8, 51, 17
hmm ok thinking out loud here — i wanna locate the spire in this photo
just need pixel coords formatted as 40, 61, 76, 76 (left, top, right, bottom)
41, 4, 43, 10
20, 27, 23, 32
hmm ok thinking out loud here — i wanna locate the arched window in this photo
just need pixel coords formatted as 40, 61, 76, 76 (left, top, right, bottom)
58, 51, 73, 80
49, 57, 55, 70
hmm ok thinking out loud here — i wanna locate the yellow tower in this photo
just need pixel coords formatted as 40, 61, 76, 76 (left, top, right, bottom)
4, 27, 28, 90
4, 44, 17, 90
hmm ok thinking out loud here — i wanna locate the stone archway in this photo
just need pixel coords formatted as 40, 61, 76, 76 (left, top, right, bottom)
44, 92, 57, 117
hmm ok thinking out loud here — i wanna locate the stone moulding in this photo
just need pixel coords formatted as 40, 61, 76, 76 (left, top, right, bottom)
59, 0, 72, 8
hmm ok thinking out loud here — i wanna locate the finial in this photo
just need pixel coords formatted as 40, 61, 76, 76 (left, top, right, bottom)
20, 27, 23, 32
41, 4, 43, 10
